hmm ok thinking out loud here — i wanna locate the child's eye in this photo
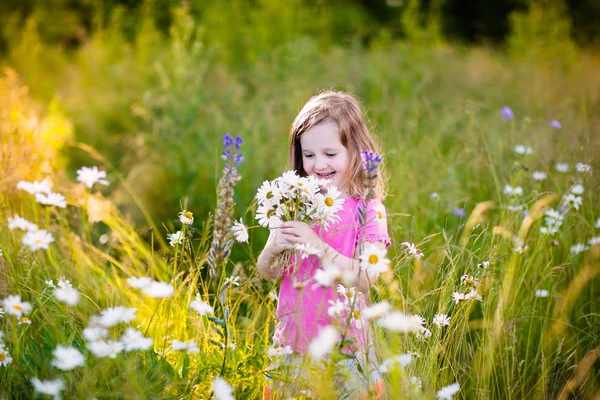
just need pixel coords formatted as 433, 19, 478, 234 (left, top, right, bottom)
303, 154, 313, 158
326, 153, 337, 157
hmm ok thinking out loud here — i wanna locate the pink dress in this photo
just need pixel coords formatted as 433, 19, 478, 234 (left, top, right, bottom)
273, 197, 391, 354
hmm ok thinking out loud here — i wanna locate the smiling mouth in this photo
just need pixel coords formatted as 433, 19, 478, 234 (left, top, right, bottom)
316, 172, 335, 179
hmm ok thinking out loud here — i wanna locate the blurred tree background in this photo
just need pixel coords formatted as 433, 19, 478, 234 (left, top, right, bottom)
1, 0, 598, 257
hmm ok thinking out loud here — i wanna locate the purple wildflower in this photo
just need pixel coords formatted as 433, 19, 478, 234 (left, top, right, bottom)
234, 136, 243, 150
453, 208, 467, 218
501, 106, 514, 120
549, 120, 562, 129
222, 133, 234, 148
222, 150, 232, 160
234, 154, 244, 165
361, 151, 382, 176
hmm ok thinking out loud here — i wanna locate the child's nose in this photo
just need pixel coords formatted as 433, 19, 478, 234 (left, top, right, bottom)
315, 157, 328, 170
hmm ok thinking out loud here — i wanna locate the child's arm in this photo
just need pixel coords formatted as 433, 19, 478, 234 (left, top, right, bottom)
256, 229, 293, 281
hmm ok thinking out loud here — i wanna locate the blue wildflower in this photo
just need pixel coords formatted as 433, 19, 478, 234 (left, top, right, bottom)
234, 136, 243, 150
549, 120, 562, 129
501, 106, 513, 120
222, 133, 234, 148
453, 208, 467, 218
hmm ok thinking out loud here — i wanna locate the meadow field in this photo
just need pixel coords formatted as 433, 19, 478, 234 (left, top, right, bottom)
1, 2, 599, 399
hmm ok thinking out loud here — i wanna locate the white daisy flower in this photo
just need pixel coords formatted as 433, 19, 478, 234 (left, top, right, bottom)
336, 285, 358, 304
570, 184, 584, 195
83, 326, 109, 342
512, 238, 529, 254
430, 192, 441, 200
570, 243, 588, 255
575, 163, 591, 173
256, 180, 281, 207
514, 145, 532, 155
503, 185, 523, 196
377, 312, 420, 332
532, 171, 547, 181
308, 325, 338, 360
465, 289, 483, 301
178, 210, 194, 225
373, 203, 387, 226
451, 292, 465, 304
555, 162, 569, 172
53, 286, 80, 306
35, 192, 67, 208
76, 166, 109, 189
460, 275, 479, 287
411, 376, 423, 389
535, 289, 549, 298
167, 231, 184, 247
90, 306, 137, 328
313, 266, 341, 288
327, 299, 347, 318
561, 194, 582, 210
359, 244, 390, 276
189, 295, 214, 315
361, 301, 390, 321
588, 237, 600, 247
225, 276, 241, 287
267, 345, 293, 358
255, 204, 282, 229
380, 353, 413, 372
478, 261, 490, 269
411, 315, 426, 327
268, 290, 278, 302
212, 377, 235, 400
141, 281, 174, 298
87, 340, 123, 358
595, 218, 600, 229
52, 345, 85, 371
313, 186, 345, 228
437, 382, 460, 399
401, 242, 424, 259
0, 346, 13, 366
22, 229, 54, 251
31, 377, 65, 399
8, 215, 38, 232
3, 295, 32, 318
126, 276, 153, 289
433, 314, 451, 327
232, 219, 249, 243
171, 339, 199, 353
121, 328, 153, 351
415, 326, 432, 340
17, 179, 52, 195
294, 242, 322, 259
507, 205, 524, 212
18, 316, 32, 325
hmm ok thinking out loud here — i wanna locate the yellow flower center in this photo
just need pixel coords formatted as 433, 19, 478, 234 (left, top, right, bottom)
0, 354, 5, 361
21, 317, 30, 323
183, 211, 193, 219
12, 304, 23, 311
466, 277, 475, 285
353, 310, 361, 320
34, 239, 43, 244
325, 197, 334, 207
377, 211, 384, 219
369, 254, 379, 264
347, 291, 354, 298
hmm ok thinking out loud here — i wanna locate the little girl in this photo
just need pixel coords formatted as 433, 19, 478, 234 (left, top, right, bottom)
257, 91, 389, 399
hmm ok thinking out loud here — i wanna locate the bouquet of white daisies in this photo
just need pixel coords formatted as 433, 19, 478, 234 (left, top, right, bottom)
255, 170, 345, 232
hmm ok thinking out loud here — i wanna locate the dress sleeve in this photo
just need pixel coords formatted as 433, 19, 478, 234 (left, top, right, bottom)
355, 199, 391, 248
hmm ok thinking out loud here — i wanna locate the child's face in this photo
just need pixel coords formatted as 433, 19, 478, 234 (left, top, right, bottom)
299, 119, 350, 194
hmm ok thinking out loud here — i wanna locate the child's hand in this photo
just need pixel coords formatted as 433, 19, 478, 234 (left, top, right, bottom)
280, 221, 324, 252
270, 229, 295, 255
